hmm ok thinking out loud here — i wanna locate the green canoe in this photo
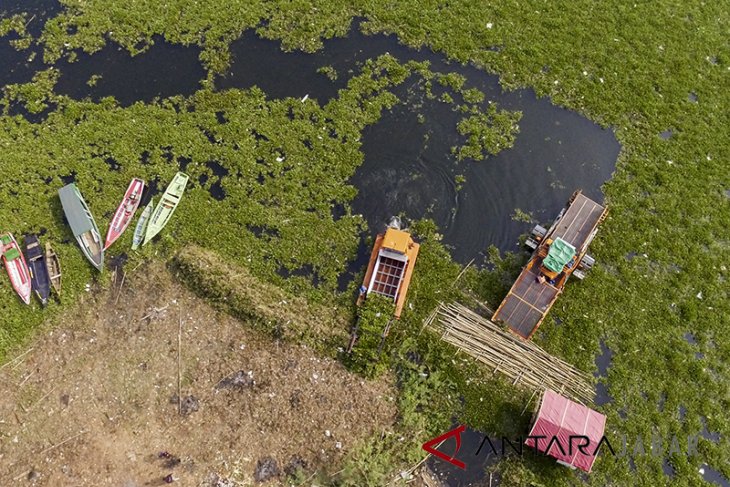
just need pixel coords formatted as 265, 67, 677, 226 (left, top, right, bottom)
143, 172, 189, 245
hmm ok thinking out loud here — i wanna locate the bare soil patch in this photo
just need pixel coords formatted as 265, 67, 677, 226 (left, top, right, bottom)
0, 261, 395, 485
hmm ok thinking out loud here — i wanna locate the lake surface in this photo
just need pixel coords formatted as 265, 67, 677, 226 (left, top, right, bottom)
1, 16, 621, 264
220, 25, 620, 262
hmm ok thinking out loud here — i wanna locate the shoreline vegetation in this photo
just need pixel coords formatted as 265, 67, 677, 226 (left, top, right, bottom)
0, 1, 728, 486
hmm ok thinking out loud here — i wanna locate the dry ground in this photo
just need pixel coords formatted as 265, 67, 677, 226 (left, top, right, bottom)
0, 262, 396, 486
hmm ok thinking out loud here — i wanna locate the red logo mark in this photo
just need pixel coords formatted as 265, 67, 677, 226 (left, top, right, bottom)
422, 424, 467, 469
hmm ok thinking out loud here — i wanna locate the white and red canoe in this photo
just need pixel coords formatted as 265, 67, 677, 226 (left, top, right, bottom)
1, 233, 32, 305
104, 178, 145, 250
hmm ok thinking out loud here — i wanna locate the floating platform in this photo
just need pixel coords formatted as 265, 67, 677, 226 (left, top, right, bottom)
493, 191, 607, 339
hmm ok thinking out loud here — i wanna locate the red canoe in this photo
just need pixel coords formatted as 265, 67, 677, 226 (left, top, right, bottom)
104, 178, 145, 250
1, 233, 32, 305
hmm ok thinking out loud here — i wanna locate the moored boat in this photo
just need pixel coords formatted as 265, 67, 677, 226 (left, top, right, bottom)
1, 233, 32, 305
24, 234, 51, 306
58, 183, 104, 271
104, 178, 145, 250
45, 242, 62, 297
143, 172, 189, 245
132, 198, 153, 250
356, 225, 420, 319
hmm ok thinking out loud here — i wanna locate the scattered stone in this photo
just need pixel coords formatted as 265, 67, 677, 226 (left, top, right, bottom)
60, 394, 70, 407
253, 457, 279, 483
27, 469, 40, 482
216, 370, 254, 391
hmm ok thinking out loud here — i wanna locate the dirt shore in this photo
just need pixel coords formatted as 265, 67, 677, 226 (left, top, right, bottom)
0, 261, 395, 485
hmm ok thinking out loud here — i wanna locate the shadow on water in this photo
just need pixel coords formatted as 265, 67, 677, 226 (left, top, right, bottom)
426, 427, 504, 487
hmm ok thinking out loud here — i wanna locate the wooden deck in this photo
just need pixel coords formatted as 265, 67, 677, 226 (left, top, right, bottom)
550, 193, 605, 251
496, 265, 560, 338
493, 191, 606, 339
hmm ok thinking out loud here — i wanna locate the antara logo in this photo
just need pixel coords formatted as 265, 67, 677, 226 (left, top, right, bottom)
422, 425, 702, 470
421, 424, 467, 469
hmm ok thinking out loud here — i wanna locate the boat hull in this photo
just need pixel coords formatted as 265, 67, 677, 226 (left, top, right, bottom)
58, 184, 104, 271
1, 233, 32, 305
76, 232, 104, 271
45, 242, 62, 297
132, 198, 153, 250
24, 234, 51, 306
357, 228, 419, 319
104, 178, 145, 250
143, 172, 189, 245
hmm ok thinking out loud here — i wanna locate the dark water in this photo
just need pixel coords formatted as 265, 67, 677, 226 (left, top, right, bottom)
2, 17, 619, 263
220, 24, 620, 261
0, 0, 60, 89
594, 340, 614, 406
55, 35, 206, 106
701, 465, 730, 487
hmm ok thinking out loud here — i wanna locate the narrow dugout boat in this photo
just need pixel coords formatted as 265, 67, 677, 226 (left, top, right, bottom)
45, 242, 62, 296
131, 198, 153, 250
104, 178, 145, 250
1, 233, 32, 305
24, 234, 51, 306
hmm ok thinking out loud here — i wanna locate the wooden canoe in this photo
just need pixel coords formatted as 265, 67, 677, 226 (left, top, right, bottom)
45, 242, 62, 297
132, 198, 154, 250
143, 172, 188, 245
1, 233, 32, 305
24, 234, 51, 306
104, 178, 145, 250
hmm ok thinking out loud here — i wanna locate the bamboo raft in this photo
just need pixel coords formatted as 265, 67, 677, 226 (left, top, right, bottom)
426, 301, 595, 405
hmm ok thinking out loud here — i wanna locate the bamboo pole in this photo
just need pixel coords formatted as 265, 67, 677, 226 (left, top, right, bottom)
426, 302, 594, 404
177, 304, 183, 415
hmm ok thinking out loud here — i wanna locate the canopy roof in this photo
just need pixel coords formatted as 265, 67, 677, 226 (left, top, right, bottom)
382, 228, 412, 255
526, 389, 606, 473
58, 184, 94, 236
543, 238, 576, 273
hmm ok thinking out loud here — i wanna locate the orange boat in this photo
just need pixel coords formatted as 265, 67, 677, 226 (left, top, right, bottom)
357, 227, 420, 319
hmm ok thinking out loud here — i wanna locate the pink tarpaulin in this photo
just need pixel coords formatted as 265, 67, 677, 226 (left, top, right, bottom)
526, 389, 606, 473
